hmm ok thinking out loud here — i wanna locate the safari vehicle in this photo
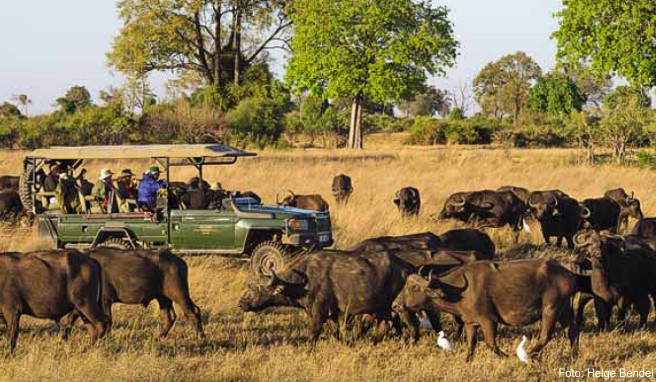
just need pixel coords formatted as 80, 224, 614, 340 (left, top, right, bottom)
20, 144, 333, 275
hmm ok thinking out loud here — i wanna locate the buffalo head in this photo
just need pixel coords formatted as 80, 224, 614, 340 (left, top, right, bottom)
527, 194, 560, 222
276, 190, 296, 207
623, 193, 644, 220
238, 268, 307, 312
438, 193, 468, 220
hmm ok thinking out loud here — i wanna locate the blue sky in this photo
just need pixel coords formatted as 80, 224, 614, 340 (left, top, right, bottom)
0, 0, 562, 115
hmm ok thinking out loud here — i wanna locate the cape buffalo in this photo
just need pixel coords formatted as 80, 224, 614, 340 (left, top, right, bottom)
437, 190, 526, 231
332, 174, 353, 205
0, 175, 19, 191
179, 189, 223, 210
238, 251, 414, 345
351, 232, 444, 253
525, 190, 582, 248
60, 249, 204, 339
394, 187, 421, 217
632, 218, 656, 238
496, 186, 530, 202
277, 190, 329, 211
604, 188, 643, 232
0, 250, 107, 351
0, 190, 24, 219
438, 228, 496, 259
574, 230, 656, 329
395, 259, 580, 361
580, 197, 621, 233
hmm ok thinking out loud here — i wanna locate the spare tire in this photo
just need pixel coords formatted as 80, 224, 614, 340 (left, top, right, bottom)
19, 163, 35, 212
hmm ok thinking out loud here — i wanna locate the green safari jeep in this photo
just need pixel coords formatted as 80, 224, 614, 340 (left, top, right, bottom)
20, 144, 333, 275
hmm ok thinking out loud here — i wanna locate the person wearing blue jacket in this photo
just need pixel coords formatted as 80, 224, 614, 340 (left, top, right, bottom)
137, 166, 166, 211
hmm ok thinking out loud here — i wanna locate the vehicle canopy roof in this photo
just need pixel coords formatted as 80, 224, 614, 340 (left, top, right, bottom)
27, 144, 257, 161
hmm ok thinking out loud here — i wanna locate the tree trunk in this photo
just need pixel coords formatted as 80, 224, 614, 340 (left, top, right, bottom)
234, 9, 242, 85
347, 95, 364, 149
213, 1, 222, 88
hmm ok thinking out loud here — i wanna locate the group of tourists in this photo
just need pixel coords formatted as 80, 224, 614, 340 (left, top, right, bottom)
43, 164, 167, 214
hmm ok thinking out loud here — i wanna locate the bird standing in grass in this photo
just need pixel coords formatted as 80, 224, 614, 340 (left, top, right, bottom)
516, 335, 530, 364
437, 331, 453, 352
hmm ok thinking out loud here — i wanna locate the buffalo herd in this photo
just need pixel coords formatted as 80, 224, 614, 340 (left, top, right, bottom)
2, 169, 656, 364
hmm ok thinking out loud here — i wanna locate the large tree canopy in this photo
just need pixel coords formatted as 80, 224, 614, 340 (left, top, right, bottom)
554, 0, 656, 88
108, 0, 291, 89
286, 0, 458, 148
473, 52, 542, 122
528, 72, 585, 115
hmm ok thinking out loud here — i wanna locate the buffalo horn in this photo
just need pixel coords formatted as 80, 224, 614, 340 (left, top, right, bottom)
581, 207, 591, 219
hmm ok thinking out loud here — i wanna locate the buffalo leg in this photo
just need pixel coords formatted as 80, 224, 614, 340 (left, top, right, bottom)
635, 296, 650, 328
59, 312, 79, 340
372, 313, 390, 345
565, 235, 574, 249
425, 309, 442, 333
395, 308, 419, 343
558, 306, 579, 359
309, 303, 328, 347
3, 309, 20, 353
157, 298, 176, 339
575, 294, 593, 326
480, 319, 506, 358
594, 297, 612, 331
167, 293, 204, 339
453, 317, 465, 342
541, 231, 551, 246
464, 324, 479, 362
530, 304, 558, 356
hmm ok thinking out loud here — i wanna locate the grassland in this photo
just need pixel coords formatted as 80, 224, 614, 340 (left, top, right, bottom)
0, 142, 656, 381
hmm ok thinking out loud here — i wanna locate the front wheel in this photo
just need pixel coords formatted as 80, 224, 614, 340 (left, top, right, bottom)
250, 241, 295, 277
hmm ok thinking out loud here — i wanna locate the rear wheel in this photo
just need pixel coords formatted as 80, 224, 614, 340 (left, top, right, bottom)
250, 241, 295, 277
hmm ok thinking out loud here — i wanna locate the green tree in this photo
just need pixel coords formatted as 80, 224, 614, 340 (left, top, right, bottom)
56, 86, 92, 114
554, 0, 656, 88
568, 110, 601, 165
11, 94, 32, 117
401, 86, 451, 117
528, 72, 585, 115
562, 63, 612, 108
473, 52, 542, 122
601, 86, 651, 164
109, 0, 290, 89
0, 102, 22, 118
286, 0, 458, 149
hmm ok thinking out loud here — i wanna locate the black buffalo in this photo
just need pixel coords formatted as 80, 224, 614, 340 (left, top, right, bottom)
332, 174, 353, 205
438, 228, 496, 259
604, 188, 643, 232
0, 175, 19, 191
0, 250, 107, 351
0, 190, 24, 219
394, 187, 421, 217
60, 249, 204, 339
278, 190, 329, 211
238, 251, 413, 344
438, 190, 526, 231
525, 190, 582, 248
580, 197, 621, 233
497, 185, 530, 202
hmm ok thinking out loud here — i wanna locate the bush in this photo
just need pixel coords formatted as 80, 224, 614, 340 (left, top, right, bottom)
141, 102, 231, 144
57, 103, 138, 145
229, 96, 286, 148
406, 116, 447, 145
406, 115, 499, 146
363, 114, 412, 134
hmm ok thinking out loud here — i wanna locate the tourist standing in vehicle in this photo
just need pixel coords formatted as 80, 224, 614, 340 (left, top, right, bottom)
116, 169, 137, 212
93, 168, 118, 213
137, 166, 166, 211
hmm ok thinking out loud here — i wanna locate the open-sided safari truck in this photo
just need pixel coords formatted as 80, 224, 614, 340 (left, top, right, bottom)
20, 144, 333, 275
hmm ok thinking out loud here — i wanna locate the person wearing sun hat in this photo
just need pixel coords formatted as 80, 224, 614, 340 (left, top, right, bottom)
137, 166, 166, 211
116, 168, 137, 212
93, 168, 118, 213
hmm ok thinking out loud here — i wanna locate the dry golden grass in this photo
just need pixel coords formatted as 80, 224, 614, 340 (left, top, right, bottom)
0, 142, 655, 381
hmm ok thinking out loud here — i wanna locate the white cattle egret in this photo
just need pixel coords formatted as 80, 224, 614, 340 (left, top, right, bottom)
516, 335, 530, 364
437, 330, 453, 352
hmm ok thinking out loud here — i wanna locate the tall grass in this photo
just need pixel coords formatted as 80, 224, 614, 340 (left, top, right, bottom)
0, 144, 655, 381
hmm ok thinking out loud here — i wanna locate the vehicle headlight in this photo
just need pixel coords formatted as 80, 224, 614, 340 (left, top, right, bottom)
287, 219, 309, 231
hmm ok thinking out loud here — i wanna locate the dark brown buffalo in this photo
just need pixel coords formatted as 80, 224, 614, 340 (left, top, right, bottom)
438, 228, 496, 259
395, 259, 580, 361
574, 230, 656, 329
438, 190, 526, 231
277, 190, 329, 211
332, 174, 353, 205
632, 218, 656, 238
497, 185, 530, 202
580, 197, 621, 233
351, 232, 444, 253
178, 189, 223, 210
0, 250, 107, 351
394, 187, 421, 217
61, 249, 204, 339
525, 190, 582, 248
0, 190, 24, 219
604, 188, 643, 232
238, 251, 414, 345
187, 177, 210, 190
0, 175, 19, 191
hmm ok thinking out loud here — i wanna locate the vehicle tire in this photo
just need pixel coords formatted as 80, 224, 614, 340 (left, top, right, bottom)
97, 237, 134, 250
19, 164, 35, 212
250, 241, 295, 277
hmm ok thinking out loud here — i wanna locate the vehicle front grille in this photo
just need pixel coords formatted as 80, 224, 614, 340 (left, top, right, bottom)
315, 214, 331, 233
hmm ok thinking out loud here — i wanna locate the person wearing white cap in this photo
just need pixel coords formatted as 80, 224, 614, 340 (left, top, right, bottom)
93, 168, 118, 213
